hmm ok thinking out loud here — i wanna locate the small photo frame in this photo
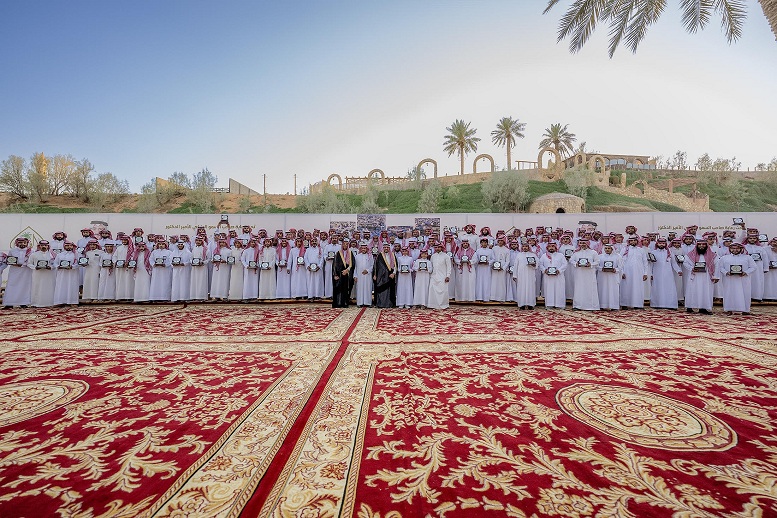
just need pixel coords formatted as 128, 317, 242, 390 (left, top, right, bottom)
327, 251, 335, 259
648, 253, 657, 262
78, 257, 89, 266
729, 264, 743, 275
418, 261, 428, 271
603, 260, 614, 271
277, 259, 286, 267
303, 240, 310, 248
507, 265, 513, 274
769, 260, 777, 269
154, 257, 165, 265
227, 256, 236, 264
733, 217, 744, 225
248, 260, 257, 269
492, 261, 502, 270
479, 255, 488, 264
261, 261, 271, 270
296, 256, 305, 265
447, 251, 454, 259
400, 264, 409, 273
693, 261, 706, 272
37, 260, 49, 268
758, 234, 768, 242
59, 260, 71, 268
134, 236, 144, 244
6, 256, 17, 265
371, 246, 379, 255
564, 249, 573, 258
213, 254, 222, 262
526, 256, 536, 266
577, 258, 590, 267
115, 260, 126, 268
461, 255, 469, 263
191, 258, 202, 266
309, 263, 319, 271
547, 266, 558, 275
545, 226, 553, 233
101, 259, 113, 267
172, 256, 182, 265
751, 253, 762, 261
128, 260, 137, 268
675, 254, 685, 263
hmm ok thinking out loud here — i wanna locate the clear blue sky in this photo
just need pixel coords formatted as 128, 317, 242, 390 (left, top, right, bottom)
1, 0, 775, 194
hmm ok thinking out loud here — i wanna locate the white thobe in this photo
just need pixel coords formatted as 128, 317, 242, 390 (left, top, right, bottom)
275, 248, 291, 299
682, 256, 715, 311
570, 249, 600, 310
241, 248, 261, 299
149, 250, 173, 301
511, 252, 538, 307
97, 251, 117, 301
189, 246, 211, 300
559, 245, 576, 299
114, 245, 135, 300
620, 246, 649, 308
744, 244, 769, 300
597, 253, 622, 310
210, 250, 231, 299
289, 247, 308, 298
28, 251, 56, 307
455, 254, 476, 302
396, 255, 414, 307
304, 247, 325, 298
649, 249, 680, 309
52, 251, 79, 305
170, 249, 193, 302
412, 259, 432, 307
716, 254, 756, 312
489, 245, 510, 302
474, 247, 493, 301
133, 258, 152, 302
765, 248, 777, 300
3, 248, 32, 306
539, 252, 567, 308
228, 250, 245, 300
428, 251, 452, 309
323, 244, 339, 298
81, 250, 102, 300
258, 248, 277, 299
354, 253, 374, 306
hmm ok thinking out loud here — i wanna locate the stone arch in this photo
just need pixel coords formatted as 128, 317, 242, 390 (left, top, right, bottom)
556, 208, 566, 213
634, 180, 647, 194
327, 173, 342, 189
538, 146, 563, 181
472, 154, 495, 173
367, 169, 385, 183
588, 154, 608, 186
418, 158, 438, 178
574, 152, 587, 166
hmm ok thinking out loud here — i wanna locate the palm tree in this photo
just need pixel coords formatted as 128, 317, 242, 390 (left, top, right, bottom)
443, 119, 480, 175
539, 123, 577, 158
491, 117, 526, 171
543, 0, 774, 58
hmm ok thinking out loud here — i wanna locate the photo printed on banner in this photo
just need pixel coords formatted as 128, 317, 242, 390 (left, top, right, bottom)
330, 220, 356, 235
415, 217, 441, 239
357, 214, 386, 238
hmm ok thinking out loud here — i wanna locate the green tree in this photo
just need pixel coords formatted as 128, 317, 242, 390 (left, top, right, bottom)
543, 0, 764, 58
187, 168, 220, 213
443, 119, 480, 176
418, 180, 443, 212
87, 173, 130, 210
668, 150, 688, 170
405, 165, 426, 188
481, 172, 530, 212
137, 180, 160, 212
48, 154, 76, 196
27, 152, 50, 202
491, 116, 526, 170
564, 165, 595, 200
296, 185, 353, 213
361, 181, 381, 213
0, 155, 29, 199
70, 158, 94, 200
539, 123, 577, 158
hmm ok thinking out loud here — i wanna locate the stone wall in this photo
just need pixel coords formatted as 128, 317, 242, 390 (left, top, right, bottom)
600, 185, 710, 212
529, 193, 585, 213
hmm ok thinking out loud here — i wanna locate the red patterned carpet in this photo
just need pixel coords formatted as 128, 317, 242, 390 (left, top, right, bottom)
1, 305, 776, 517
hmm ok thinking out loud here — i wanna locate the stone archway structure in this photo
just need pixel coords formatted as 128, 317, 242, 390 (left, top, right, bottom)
327, 173, 342, 189
473, 154, 495, 173
634, 180, 647, 194
538, 146, 563, 181
588, 154, 608, 186
418, 158, 438, 178
367, 169, 385, 183
574, 152, 587, 166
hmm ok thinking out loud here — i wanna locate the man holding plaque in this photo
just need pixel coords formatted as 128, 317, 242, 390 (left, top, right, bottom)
412, 248, 432, 307
81, 239, 102, 302
744, 233, 769, 302
428, 242, 452, 309
649, 238, 680, 310
511, 241, 537, 310
332, 239, 354, 308
489, 236, 510, 303
716, 242, 756, 314
597, 243, 621, 311
765, 238, 777, 301
28, 240, 56, 308
682, 239, 717, 314
258, 238, 277, 300
474, 238, 494, 302
53, 241, 80, 306
97, 241, 118, 301
170, 241, 193, 302
538, 242, 567, 309
620, 236, 649, 309
149, 240, 173, 302
569, 238, 600, 311
189, 235, 211, 301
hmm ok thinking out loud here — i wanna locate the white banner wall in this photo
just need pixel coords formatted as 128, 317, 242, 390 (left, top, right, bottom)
3, 212, 775, 251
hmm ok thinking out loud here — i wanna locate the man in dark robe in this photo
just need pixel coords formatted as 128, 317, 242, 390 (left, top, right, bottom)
332, 238, 355, 308
373, 242, 397, 308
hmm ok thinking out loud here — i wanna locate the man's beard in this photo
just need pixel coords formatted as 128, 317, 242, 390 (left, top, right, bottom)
696, 245, 708, 254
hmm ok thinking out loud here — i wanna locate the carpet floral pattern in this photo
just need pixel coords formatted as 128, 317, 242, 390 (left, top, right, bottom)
2, 304, 777, 517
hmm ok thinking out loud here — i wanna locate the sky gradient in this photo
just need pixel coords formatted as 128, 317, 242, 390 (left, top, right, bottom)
1, 0, 775, 194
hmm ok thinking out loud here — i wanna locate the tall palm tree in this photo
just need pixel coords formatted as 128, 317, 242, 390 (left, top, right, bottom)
491, 117, 526, 171
443, 119, 480, 175
539, 123, 577, 158
543, 0, 775, 58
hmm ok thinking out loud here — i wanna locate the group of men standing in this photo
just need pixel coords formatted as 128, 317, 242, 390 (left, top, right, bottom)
2, 222, 774, 315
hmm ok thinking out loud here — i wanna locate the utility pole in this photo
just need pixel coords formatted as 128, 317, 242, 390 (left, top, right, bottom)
293, 174, 297, 196
263, 174, 267, 206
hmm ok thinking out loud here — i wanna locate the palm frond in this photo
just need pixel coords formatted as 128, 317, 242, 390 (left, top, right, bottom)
624, 0, 667, 53
680, 0, 713, 33
543, 0, 565, 15
715, 0, 747, 42
605, 0, 638, 57
555, 0, 609, 53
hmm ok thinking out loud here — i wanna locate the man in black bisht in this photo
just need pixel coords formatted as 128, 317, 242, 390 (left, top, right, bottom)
332, 238, 355, 308
373, 242, 397, 308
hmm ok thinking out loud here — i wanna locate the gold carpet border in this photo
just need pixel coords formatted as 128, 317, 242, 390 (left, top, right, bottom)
260, 338, 777, 518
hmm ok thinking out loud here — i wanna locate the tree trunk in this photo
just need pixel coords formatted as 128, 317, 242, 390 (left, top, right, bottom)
460, 148, 465, 175
507, 145, 512, 171
762, 0, 777, 40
